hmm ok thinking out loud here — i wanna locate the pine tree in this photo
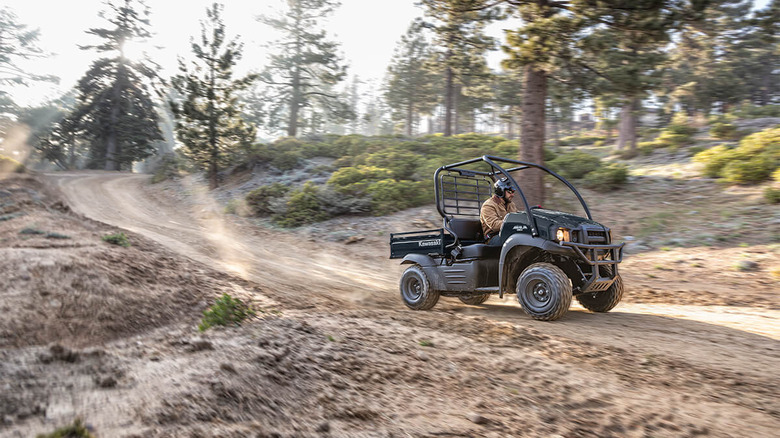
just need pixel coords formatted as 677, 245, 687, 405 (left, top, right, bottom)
494, 71, 523, 139
170, 3, 257, 189
663, 1, 754, 115
258, 0, 350, 137
58, 0, 163, 171
385, 21, 439, 136
0, 6, 56, 88
576, 1, 671, 151
738, 0, 779, 106
419, 0, 498, 136
502, 0, 580, 205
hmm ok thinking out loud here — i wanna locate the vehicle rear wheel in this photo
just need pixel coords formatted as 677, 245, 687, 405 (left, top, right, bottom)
400, 265, 439, 310
516, 263, 572, 321
458, 294, 490, 305
576, 273, 624, 313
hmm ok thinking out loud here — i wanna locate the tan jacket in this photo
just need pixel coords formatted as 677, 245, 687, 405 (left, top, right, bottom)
480, 195, 518, 238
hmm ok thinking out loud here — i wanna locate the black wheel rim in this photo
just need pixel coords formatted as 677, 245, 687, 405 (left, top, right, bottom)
402, 275, 423, 302
522, 279, 553, 313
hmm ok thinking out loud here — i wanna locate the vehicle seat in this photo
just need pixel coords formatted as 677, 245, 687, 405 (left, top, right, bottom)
448, 218, 483, 242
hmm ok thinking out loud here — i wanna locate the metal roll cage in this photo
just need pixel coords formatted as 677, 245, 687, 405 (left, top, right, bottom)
434, 155, 593, 238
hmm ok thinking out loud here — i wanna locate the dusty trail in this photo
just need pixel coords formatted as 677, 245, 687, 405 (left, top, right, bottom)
44, 171, 780, 437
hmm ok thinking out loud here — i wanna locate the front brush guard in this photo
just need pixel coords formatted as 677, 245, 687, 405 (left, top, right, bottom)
561, 241, 624, 293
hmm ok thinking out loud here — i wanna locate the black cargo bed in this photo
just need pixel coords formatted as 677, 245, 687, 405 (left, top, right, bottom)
389, 229, 455, 259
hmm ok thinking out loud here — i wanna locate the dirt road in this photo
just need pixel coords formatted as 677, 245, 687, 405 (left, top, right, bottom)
3, 171, 777, 437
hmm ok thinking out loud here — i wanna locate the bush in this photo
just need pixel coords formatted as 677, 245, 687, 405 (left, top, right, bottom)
694, 127, 780, 182
655, 114, 698, 148
273, 182, 330, 227
254, 137, 303, 170
730, 103, 780, 119
773, 168, 780, 182
693, 145, 735, 177
36, 418, 94, 438
582, 164, 629, 191
364, 150, 419, 179
151, 153, 182, 184
721, 155, 775, 184
328, 165, 393, 194
764, 187, 780, 204
638, 141, 663, 155
559, 135, 606, 146
199, 293, 254, 331
709, 122, 739, 140
547, 150, 602, 179
365, 179, 430, 215
0, 154, 25, 173
102, 232, 130, 247
245, 183, 289, 216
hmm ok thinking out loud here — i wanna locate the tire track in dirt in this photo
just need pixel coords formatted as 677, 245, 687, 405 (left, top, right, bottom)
45, 171, 780, 435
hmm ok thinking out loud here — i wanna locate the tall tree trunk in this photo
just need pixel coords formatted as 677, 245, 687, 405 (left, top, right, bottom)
208, 58, 219, 189
444, 62, 454, 136
520, 64, 547, 207
288, 68, 301, 137
406, 100, 413, 136
616, 96, 639, 151
507, 111, 514, 140
105, 79, 121, 171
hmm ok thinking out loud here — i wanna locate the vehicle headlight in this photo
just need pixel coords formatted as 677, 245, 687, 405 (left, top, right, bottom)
555, 227, 570, 242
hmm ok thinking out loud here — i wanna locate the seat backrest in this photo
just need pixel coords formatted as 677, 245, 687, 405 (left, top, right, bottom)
448, 218, 483, 241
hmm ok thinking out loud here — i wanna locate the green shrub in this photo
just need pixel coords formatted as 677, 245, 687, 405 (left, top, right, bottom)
709, 122, 739, 140
0, 154, 25, 173
693, 145, 735, 177
365, 179, 430, 215
245, 183, 289, 216
273, 182, 330, 227
773, 168, 780, 182
364, 150, 419, 179
559, 135, 606, 146
638, 141, 661, 155
582, 164, 629, 191
655, 115, 698, 148
730, 103, 780, 118
328, 165, 393, 194
36, 418, 94, 438
764, 187, 780, 204
102, 232, 130, 247
688, 145, 707, 156
198, 293, 255, 331
46, 232, 71, 239
547, 150, 602, 179
151, 153, 182, 184
694, 127, 780, 182
254, 138, 304, 170
721, 155, 775, 184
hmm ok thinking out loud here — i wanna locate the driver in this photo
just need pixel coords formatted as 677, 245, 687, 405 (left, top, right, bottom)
480, 177, 518, 245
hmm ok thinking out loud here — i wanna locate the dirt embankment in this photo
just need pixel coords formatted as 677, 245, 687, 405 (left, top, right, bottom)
0, 171, 778, 437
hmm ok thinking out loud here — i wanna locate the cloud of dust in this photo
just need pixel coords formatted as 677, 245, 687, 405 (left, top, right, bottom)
179, 177, 251, 280
0, 122, 32, 165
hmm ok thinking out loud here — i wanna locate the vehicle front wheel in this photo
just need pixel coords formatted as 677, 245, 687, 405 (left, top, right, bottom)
400, 265, 439, 310
576, 274, 624, 313
516, 263, 572, 321
458, 294, 490, 305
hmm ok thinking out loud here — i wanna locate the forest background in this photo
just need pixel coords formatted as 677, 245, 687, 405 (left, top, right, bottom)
0, 0, 778, 212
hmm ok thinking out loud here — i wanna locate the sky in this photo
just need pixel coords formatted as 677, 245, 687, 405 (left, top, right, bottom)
3, 0, 773, 107
2, 0, 421, 106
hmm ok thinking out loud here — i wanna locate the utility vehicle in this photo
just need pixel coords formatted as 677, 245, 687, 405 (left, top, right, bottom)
389, 156, 624, 321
